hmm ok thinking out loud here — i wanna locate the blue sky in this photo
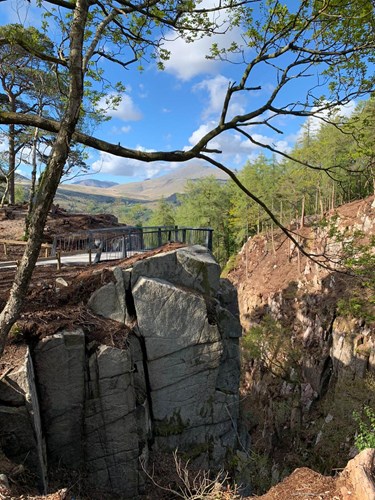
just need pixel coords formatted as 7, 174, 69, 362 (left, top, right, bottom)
1, 0, 359, 185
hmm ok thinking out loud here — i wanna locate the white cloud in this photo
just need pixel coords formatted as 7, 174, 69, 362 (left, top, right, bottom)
186, 119, 295, 167
300, 100, 357, 137
92, 150, 166, 178
138, 83, 148, 99
161, 1, 245, 81
187, 122, 263, 166
193, 75, 245, 120
98, 94, 142, 122
162, 35, 221, 81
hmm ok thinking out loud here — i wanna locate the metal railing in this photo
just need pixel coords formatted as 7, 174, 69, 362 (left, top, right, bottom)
51, 226, 213, 263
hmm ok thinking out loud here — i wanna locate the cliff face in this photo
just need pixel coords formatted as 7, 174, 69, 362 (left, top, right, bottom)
228, 196, 375, 490
0, 245, 243, 498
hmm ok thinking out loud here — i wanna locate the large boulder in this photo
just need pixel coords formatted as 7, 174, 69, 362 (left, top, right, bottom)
132, 273, 241, 467
85, 344, 149, 496
131, 245, 221, 296
3, 245, 242, 496
0, 349, 47, 492
33, 330, 86, 467
33, 329, 151, 498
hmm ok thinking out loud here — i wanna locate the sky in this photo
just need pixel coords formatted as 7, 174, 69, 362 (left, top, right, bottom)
0, 0, 361, 185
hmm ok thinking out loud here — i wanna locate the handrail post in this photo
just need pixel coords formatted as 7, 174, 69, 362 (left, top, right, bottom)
140, 227, 144, 251
122, 234, 127, 258
206, 229, 213, 251
51, 236, 57, 257
128, 229, 133, 254
158, 227, 162, 247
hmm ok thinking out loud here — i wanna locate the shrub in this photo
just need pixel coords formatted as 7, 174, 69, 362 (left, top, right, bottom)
353, 405, 375, 451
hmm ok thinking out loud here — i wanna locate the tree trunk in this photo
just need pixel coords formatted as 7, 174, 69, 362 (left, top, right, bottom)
300, 195, 305, 228
8, 122, 15, 205
0, 0, 88, 356
7, 95, 17, 205
26, 126, 39, 237
0, 176, 9, 207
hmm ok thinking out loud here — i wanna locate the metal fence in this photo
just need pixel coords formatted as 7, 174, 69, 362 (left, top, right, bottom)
51, 226, 213, 263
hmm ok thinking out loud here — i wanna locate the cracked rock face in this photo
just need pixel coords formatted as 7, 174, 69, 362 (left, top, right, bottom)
2, 245, 242, 498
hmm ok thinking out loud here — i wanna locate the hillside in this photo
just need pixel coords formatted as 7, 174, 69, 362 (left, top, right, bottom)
15, 164, 229, 213
228, 195, 375, 493
111, 164, 229, 200
72, 179, 119, 188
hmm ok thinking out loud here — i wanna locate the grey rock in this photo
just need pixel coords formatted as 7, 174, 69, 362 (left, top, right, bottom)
88, 267, 127, 323
85, 345, 146, 497
133, 277, 221, 360
4, 243, 242, 497
0, 406, 41, 482
0, 349, 47, 492
133, 273, 240, 466
131, 245, 220, 296
0, 474, 9, 490
218, 278, 240, 318
216, 304, 242, 339
215, 338, 241, 394
33, 330, 86, 467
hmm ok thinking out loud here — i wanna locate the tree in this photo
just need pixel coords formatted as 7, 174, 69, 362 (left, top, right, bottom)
0, 25, 56, 205
0, 0, 374, 354
176, 177, 234, 264
229, 155, 283, 243
148, 197, 176, 227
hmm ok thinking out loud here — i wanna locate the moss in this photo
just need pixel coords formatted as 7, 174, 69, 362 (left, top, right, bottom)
9, 322, 23, 343
154, 410, 188, 437
221, 254, 239, 278
181, 440, 213, 461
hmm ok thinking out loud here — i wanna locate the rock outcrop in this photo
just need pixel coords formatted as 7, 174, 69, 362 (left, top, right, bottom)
228, 196, 375, 486
0, 245, 242, 498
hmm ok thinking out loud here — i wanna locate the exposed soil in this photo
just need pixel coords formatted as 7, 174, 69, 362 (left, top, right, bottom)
0, 205, 123, 262
228, 196, 375, 299
256, 467, 347, 499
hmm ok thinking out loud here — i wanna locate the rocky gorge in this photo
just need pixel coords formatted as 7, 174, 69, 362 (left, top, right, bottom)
228, 196, 375, 491
0, 197, 375, 499
0, 245, 243, 498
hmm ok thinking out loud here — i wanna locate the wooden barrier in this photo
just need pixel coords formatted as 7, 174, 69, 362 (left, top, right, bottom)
0, 239, 52, 258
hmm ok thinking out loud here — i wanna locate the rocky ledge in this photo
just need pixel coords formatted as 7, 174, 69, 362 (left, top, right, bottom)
0, 245, 243, 498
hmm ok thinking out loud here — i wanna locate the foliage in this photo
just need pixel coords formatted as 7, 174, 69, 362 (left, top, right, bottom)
115, 203, 153, 226
353, 405, 375, 451
175, 177, 235, 265
318, 217, 375, 323
228, 155, 282, 242
148, 197, 176, 227
242, 315, 301, 382
311, 373, 375, 473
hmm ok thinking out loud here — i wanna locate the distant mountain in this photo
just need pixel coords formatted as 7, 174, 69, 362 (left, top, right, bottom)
15, 173, 31, 182
72, 179, 119, 188
16, 164, 231, 213
112, 164, 229, 200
